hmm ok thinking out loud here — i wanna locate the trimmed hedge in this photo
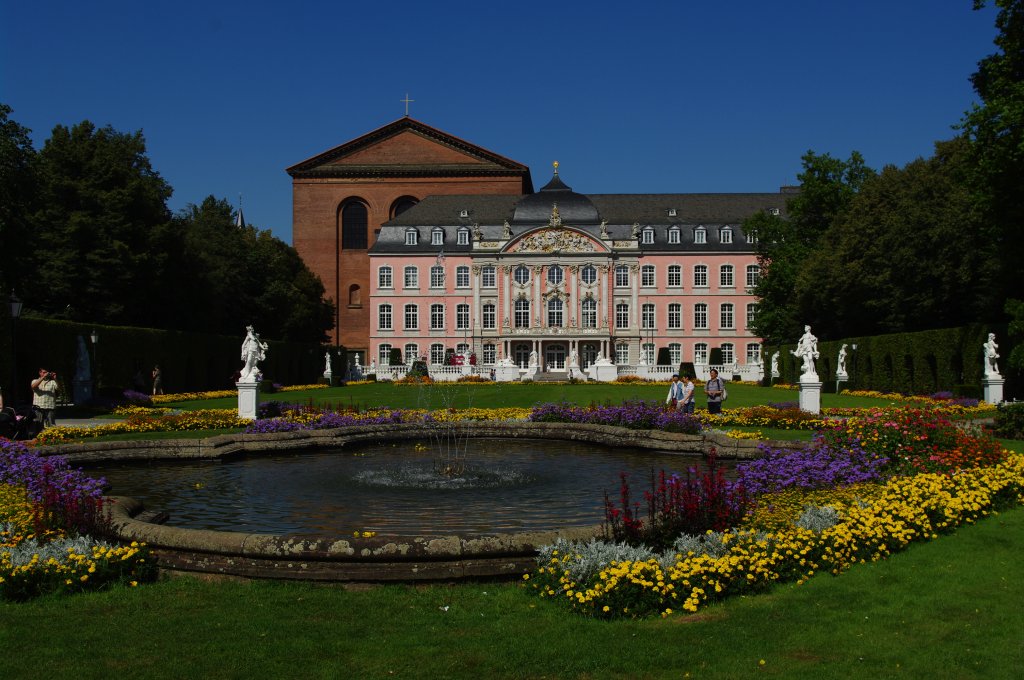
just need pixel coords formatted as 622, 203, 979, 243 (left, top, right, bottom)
5, 317, 337, 401
764, 323, 1018, 397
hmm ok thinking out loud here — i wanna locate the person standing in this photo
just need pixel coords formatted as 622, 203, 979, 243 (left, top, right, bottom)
152, 365, 163, 395
666, 374, 684, 409
705, 368, 726, 415
681, 374, 696, 414
31, 368, 59, 428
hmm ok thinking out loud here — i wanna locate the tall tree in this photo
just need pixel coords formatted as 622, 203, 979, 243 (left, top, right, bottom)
28, 121, 173, 325
799, 137, 997, 337
0, 104, 38, 296
961, 0, 1024, 308
747, 151, 874, 344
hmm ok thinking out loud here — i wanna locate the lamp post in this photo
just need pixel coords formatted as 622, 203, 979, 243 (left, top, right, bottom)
89, 329, 99, 392
9, 292, 22, 404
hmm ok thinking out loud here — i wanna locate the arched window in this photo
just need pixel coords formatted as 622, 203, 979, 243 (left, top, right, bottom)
668, 303, 681, 329
404, 304, 418, 330
641, 265, 655, 287
668, 227, 681, 245
547, 265, 563, 285
642, 227, 655, 245
720, 303, 734, 329
581, 265, 597, 284
514, 266, 530, 285
456, 303, 470, 330
378, 344, 392, 365
378, 266, 393, 289
456, 266, 470, 288
430, 266, 445, 288
348, 284, 361, 307
378, 304, 392, 330
430, 303, 445, 330
615, 303, 629, 329
430, 343, 445, 365
694, 226, 707, 244
694, 303, 708, 329
667, 264, 682, 287
668, 343, 682, 365
391, 196, 418, 218
615, 265, 629, 287
694, 343, 709, 364
746, 265, 761, 288
721, 343, 735, 364
404, 343, 418, 364
341, 201, 368, 250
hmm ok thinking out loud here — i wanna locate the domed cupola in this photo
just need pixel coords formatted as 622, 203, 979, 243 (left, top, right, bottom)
511, 162, 601, 225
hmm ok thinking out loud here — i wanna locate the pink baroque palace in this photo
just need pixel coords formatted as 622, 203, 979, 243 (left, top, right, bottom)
368, 164, 785, 382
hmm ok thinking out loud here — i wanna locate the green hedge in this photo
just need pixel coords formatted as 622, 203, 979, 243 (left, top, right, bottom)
6, 317, 336, 402
763, 323, 1018, 398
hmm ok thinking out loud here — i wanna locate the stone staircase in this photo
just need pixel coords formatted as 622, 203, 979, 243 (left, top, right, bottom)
532, 371, 571, 382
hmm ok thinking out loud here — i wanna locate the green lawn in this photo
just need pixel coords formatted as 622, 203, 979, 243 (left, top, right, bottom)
164, 381, 902, 412
2, 506, 1021, 679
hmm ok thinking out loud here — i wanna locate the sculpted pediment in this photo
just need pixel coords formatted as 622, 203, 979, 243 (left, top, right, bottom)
505, 227, 606, 254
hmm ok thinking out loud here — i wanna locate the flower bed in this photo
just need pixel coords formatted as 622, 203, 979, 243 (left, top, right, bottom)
35, 409, 252, 445
151, 383, 328, 404
0, 440, 154, 600
528, 401, 703, 434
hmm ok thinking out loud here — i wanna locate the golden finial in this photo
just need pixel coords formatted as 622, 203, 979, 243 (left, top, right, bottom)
553, 160, 559, 174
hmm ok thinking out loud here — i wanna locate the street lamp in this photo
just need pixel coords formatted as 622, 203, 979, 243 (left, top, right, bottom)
9, 292, 22, 404
90, 329, 99, 391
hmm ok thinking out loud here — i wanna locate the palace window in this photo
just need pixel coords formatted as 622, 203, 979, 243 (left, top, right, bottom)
746, 230, 756, 244
581, 265, 597, 284
694, 226, 706, 244
456, 265, 470, 288
404, 304, 418, 330
483, 344, 496, 364
404, 343, 418, 363
616, 303, 629, 329
668, 227, 681, 245
431, 228, 444, 246
390, 196, 418, 219
694, 303, 708, 329
457, 228, 470, 245
456, 343, 470, 356
721, 343, 735, 365
615, 343, 630, 365
514, 299, 530, 328
341, 201, 369, 250
668, 343, 682, 366
581, 298, 597, 328
641, 265, 655, 287
378, 266, 393, 289
667, 264, 681, 287
720, 264, 734, 288
456, 304, 470, 330
720, 303, 734, 329
641, 303, 655, 330
694, 265, 708, 287
747, 343, 761, 364
615, 265, 629, 287
430, 344, 445, 365
403, 266, 418, 289
642, 227, 655, 244
694, 343, 708, 364
405, 229, 418, 246
747, 303, 757, 328
746, 264, 760, 288
482, 303, 496, 329
481, 265, 496, 288
378, 344, 392, 364
642, 343, 655, 365
430, 266, 445, 288
547, 298, 564, 327
547, 265, 563, 285
514, 265, 530, 285
378, 304, 392, 331
430, 303, 445, 330
720, 227, 733, 244
668, 303, 681, 330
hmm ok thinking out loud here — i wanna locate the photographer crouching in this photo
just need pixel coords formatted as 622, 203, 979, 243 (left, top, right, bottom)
31, 368, 59, 428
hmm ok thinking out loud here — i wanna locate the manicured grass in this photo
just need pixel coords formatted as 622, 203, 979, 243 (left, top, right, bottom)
163, 382, 901, 412
75, 428, 247, 442
2, 506, 1021, 678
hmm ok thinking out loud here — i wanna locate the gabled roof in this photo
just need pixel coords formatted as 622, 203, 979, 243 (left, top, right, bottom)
286, 117, 533, 188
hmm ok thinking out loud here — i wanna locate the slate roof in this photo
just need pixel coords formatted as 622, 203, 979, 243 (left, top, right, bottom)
370, 190, 790, 254
286, 117, 533, 189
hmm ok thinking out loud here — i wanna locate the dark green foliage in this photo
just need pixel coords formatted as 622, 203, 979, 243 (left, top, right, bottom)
0, 104, 38, 297
407, 359, 429, 379
994, 402, 1024, 438
678, 361, 695, 379
389, 347, 402, 366
1006, 299, 1024, 372
708, 347, 723, 366
656, 347, 671, 365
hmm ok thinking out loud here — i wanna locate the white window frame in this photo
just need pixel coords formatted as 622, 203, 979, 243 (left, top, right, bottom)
430, 265, 445, 289
694, 303, 708, 330
482, 303, 496, 329
694, 343, 708, 364
720, 227, 733, 244
378, 304, 392, 331
514, 266, 530, 285
457, 228, 470, 245
378, 266, 393, 289
547, 298, 564, 327
403, 266, 418, 289
720, 303, 734, 330
694, 265, 708, 288
720, 264, 734, 288
641, 265, 655, 287
481, 265, 496, 288
615, 303, 629, 329
667, 303, 681, 330
430, 303, 445, 330
667, 264, 681, 287
378, 344, 392, 364
615, 265, 629, 288
456, 303, 470, 330
547, 265, 563, 286
581, 265, 597, 284
641, 303, 655, 330
721, 343, 735, 365
430, 343, 445, 365
668, 343, 682, 366
483, 343, 496, 365
405, 229, 418, 246
514, 299, 530, 328
746, 264, 760, 288
456, 265, 470, 289
404, 304, 418, 330
668, 227, 681, 245
694, 227, 706, 244
642, 227, 654, 245
581, 298, 597, 328
404, 343, 418, 363
615, 343, 630, 365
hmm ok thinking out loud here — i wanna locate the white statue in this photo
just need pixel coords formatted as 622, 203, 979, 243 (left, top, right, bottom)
790, 325, 819, 382
503, 221, 512, 239
528, 350, 539, 368
638, 351, 648, 366
770, 351, 780, 378
369, 359, 376, 372
354, 353, 362, 367
984, 333, 1001, 378
324, 352, 332, 374
837, 344, 849, 376
239, 326, 269, 383
600, 220, 609, 239
568, 349, 579, 367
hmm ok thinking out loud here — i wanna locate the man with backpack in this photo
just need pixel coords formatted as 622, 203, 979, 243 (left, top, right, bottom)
705, 368, 726, 415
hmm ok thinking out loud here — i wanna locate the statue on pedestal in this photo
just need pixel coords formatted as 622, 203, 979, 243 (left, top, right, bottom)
528, 350, 539, 368
239, 326, 268, 383
837, 344, 849, 377
323, 352, 332, 378
568, 349, 579, 367
770, 351, 780, 378
984, 333, 1001, 378
790, 325, 819, 382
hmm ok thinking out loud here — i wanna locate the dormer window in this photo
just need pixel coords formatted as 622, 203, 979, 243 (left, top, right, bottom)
642, 227, 655, 245
457, 228, 470, 245
769, 207, 780, 216
668, 208, 677, 217
431, 228, 444, 246
405, 229, 419, 246
746, 231, 757, 244
720, 227, 733, 244
459, 209, 469, 218
694, 226, 707, 244
668, 226, 681, 244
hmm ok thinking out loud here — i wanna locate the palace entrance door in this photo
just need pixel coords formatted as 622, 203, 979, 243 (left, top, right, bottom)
545, 343, 567, 371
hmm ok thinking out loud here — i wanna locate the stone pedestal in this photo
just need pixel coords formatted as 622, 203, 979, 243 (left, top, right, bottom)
73, 379, 94, 405
494, 364, 520, 382
237, 381, 260, 420
798, 380, 822, 414
835, 370, 848, 382
521, 366, 538, 381
982, 377, 1004, 405
588, 363, 618, 382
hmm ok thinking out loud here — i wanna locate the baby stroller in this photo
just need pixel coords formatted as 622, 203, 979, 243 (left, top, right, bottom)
0, 405, 45, 441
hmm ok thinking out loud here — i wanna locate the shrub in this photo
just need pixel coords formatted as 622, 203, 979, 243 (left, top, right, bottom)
994, 402, 1024, 439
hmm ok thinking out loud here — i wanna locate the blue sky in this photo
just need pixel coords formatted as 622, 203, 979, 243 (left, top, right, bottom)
2, 1, 999, 244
